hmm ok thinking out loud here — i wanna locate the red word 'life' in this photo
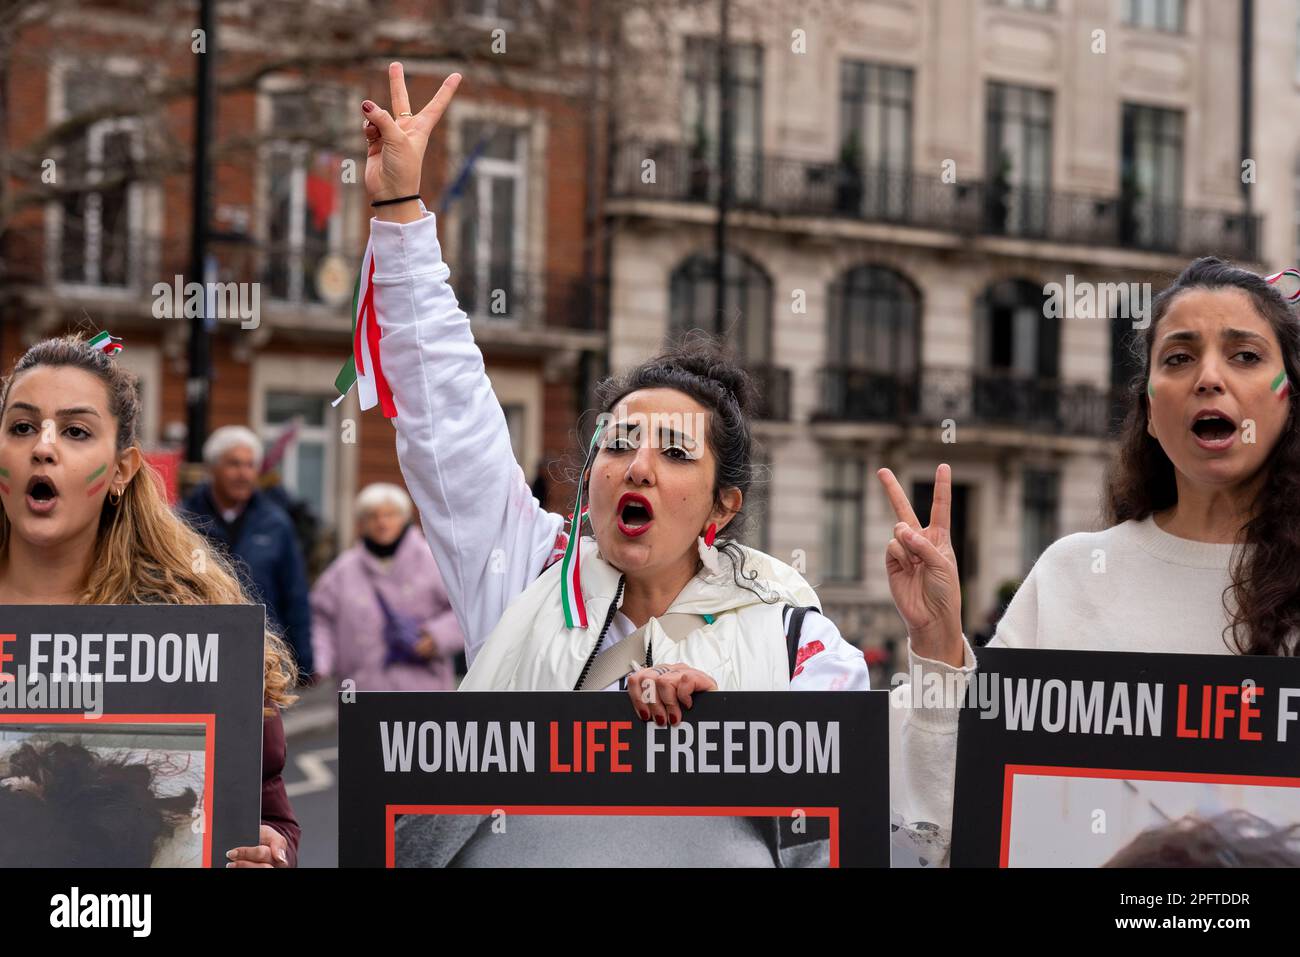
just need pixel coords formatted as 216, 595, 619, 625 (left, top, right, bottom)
1176, 684, 1264, 741
548, 721, 633, 773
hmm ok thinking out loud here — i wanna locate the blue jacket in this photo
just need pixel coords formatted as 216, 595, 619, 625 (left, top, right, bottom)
181, 484, 313, 675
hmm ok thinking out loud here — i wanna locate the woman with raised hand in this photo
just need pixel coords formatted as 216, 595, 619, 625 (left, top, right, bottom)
881, 258, 1300, 866
0, 335, 301, 867
363, 62, 870, 868
362, 61, 868, 707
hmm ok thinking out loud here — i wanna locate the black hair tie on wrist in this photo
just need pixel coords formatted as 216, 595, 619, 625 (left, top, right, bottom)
370, 194, 421, 207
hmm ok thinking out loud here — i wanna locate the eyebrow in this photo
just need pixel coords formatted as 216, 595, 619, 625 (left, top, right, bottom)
609, 424, 699, 449
7, 402, 102, 418
1159, 328, 1271, 347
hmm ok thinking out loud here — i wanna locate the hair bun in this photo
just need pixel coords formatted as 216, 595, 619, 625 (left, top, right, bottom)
655, 332, 759, 418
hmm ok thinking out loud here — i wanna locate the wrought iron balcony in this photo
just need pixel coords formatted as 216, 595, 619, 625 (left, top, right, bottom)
612, 139, 978, 233
816, 365, 1118, 438
611, 139, 1260, 260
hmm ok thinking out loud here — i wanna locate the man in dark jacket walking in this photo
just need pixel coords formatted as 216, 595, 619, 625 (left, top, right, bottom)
181, 425, 314, 678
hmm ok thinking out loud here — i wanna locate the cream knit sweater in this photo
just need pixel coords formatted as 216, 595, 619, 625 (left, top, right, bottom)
889, 515, 1248, 866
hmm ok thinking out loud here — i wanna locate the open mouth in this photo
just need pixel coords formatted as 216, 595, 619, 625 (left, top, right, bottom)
25, 475, 59, 514
1190, 412, 1237, 449
616, 493, 654, 538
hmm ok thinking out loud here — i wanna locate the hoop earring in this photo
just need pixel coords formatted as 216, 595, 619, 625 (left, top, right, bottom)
109, 487, 122, 506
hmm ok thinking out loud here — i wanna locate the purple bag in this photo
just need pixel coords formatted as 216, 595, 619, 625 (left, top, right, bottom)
375, 589, 427, 667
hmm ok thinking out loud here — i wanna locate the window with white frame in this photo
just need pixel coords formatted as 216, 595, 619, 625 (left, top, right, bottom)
112, 345, 161, 448
53, 66, 146, 289
1120, 102, 1184, 251
985, 82, 1053, 238
992, 0, 1054, 11
454, 120, 530, 320
1124, 0, 1185, 33
682, 37, 763, 204
260, 391, 337, 527
262, 85, 350, 304
1021, 468, 1059, 572
459, 0, 537, 23
822, 454, 864, 582
501, 402, 527, 469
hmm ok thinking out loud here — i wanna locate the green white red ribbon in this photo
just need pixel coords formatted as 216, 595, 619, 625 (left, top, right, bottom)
559, 423, 606, 629
1265, 268, 1300, 306
333, 236, 396, 418
88, 331, 123, 356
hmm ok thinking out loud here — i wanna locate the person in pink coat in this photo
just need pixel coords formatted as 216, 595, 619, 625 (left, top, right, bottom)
311, 483, 464, 690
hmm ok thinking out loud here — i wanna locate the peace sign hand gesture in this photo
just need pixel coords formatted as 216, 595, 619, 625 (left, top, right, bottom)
361, 62, 461, 210
876, 464, 966, 668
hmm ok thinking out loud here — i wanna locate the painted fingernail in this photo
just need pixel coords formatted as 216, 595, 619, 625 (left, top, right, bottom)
277, 848, 288, 864
655, 714, 664, 726
226, 849, 237, 860
638, 711, 649, 721
362, 100, 375, 113
670, 714, 679, 726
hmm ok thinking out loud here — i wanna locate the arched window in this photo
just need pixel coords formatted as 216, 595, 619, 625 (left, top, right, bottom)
973, 279, 1058, 428
829, 265, 920, 370
668, 251, 772, 362
823, 265, 920, 419
975, 279, 1056, 377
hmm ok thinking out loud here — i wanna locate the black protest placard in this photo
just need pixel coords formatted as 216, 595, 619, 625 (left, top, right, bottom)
951, 647, 1300, 867
0, 605, 266, 867
339, 690, 888, 867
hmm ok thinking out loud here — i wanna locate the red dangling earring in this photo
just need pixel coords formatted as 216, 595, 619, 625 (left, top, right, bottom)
697, 522, 722, 576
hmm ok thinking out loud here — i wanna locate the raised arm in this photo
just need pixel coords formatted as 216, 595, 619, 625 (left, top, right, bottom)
361, 64, 564, 660
875, 463, 975, 866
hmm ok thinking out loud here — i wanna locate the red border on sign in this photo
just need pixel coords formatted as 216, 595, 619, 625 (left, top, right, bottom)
998, 764, 1300, 867
0, 712, 217, 867
385, 804, 841, 868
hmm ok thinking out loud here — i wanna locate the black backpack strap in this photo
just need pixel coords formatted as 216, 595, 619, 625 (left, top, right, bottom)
783, 604, 820, 679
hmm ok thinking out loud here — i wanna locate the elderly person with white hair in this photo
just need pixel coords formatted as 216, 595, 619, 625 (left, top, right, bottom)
309, 483, 463, 691
181, 424, 314, 677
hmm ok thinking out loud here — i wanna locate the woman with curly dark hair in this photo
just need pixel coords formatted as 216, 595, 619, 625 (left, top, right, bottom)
354, 62, 870, 868
359, 63, 869, 713
881, 257, 1300, 866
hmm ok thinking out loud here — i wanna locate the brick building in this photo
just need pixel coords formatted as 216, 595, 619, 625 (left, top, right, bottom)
0, 0, 607, 568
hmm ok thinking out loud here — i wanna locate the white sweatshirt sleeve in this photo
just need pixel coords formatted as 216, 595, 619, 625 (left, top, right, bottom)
887, 635, 978, 867
886, 559, 1045, 866
371, 210, 566, 664
785, 611, 871, 691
